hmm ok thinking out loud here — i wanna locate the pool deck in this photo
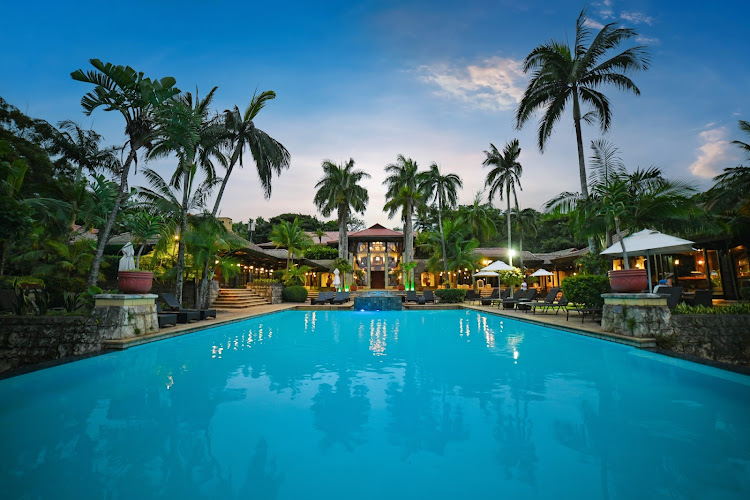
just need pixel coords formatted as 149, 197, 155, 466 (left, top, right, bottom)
105, 300, 654, 351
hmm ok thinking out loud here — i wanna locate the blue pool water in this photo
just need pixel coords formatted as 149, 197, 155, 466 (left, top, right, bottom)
1, 310, 749, 499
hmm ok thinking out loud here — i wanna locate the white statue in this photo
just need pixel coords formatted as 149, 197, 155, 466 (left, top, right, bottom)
332, 268, 341, 289
119, 242, 136, 271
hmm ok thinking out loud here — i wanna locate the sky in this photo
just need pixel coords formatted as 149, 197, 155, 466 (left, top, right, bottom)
2, 0, 749, 229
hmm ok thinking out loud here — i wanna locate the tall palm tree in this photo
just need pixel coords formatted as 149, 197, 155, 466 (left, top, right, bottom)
71, 60, 180, 286
418, 163, 463, 287
148, 88, 224, 303
384, 155, 421, 286
483, 139, 523, 266
211, 90, 290, 216
710, 120, 750, 216
515, 10, 649, 251
313, 159, 370, 259
456, 191, 497, 243
513, 208, 538, 271
270, 217, 313, 271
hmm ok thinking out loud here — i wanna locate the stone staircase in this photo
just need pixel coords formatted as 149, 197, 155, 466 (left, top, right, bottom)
211, 288, 270, 309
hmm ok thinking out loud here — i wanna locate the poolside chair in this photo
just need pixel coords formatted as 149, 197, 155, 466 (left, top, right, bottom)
465, 290, 480, 304
331, 291, 350, 304
528, 288, 561, 314
160, 293, 215, 320
405, 290, 419, 303
479, 288, 500, 306
160, 306, 199, 324
311, 291, 333, 305
516, 288, 538, 310
423, 290, 436, 304
687, 289, 713, 308
502, 289, 527, 309
157, 312, 178, 328
655, 286, 684, 310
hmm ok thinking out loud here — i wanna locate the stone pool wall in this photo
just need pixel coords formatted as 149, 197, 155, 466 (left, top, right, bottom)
0, 316, 101, 375
660, 314, 750, 366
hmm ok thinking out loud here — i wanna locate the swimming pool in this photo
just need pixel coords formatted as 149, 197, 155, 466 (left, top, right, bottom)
1, 309, 749, 499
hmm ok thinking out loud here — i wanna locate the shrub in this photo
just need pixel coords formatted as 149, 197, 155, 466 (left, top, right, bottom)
561, 275, 611, 307
43, 276, 87, 308
435, 288, 466, 303
303, 244, 338, 260
497, 269, 523, 287
673, 303, 750, 315
740, 287, 750, 302
282, 285, 308, 303
575, 253, 609, 276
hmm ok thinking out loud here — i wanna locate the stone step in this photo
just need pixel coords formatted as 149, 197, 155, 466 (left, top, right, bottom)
211, 288, 270, 309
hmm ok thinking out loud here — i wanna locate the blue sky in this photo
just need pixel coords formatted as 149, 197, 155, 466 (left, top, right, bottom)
2, 0, 749, 228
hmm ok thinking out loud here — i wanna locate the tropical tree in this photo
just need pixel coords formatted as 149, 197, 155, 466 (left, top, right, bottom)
148, 88, 224, 302
513, 208, 538, 270
456, 192, 497, 244
313, 158, 370, 259
709, 120, 750, 216
418, 163, 463, 287
483, 139, 523, 266
515, 10, 650, 251
211, 90, 290, 216
122, 210, 166, 269
384, 155, 421, 286
71, 60, 180, 286
314, 228, 326, 244
270, 217, 313, 271
418, 219, 478, 287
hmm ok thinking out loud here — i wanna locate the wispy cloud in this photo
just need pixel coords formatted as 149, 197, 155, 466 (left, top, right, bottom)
418, 57, 527, 111
621, 11, 654, 25
689, 127, 738, 178
584, 18, 605, 29
636, 35, 660, 45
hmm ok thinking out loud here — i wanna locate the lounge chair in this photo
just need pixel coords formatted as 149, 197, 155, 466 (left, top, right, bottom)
157, 312, 178, 328
465, 290, 480, 304
527, 288, 561, 314
423, 290, 436, 304
550, 294, 569, 314
516, 289, 539, 310
405, 290, 419, 303
160, 293, 214, 320
331, 291, 350, 304
685, 289, 713, 308
655, 286, 684, 309
502, 289, 528, 309
311, 291, 333, 305
161, 307, 200, 323
479, 288, 500, 306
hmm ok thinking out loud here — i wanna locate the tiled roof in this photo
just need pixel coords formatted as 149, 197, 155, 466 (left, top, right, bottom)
349, 223, 403, 238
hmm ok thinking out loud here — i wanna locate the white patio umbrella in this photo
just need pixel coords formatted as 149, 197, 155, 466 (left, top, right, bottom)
473, 271, 499, 277
481, 260, 515, 272
600, 229, 695, 292
529, 269, 554, 290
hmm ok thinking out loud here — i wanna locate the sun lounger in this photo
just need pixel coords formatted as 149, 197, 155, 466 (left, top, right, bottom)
683, 289, 713, 308
423, 290, 436, 304
527, 288, 561, 314
566, 307, 602, 323
311, 291, 333, 305
516, 289, 539, 310
655, 286, 684, 309
160, 293, 216, 323
480, 288, 500, 306
405, 290, 419, 303
465, 290, 480, 304
331, 291, 350, 304
502, 289, 528, 309
157, 312, 178, 328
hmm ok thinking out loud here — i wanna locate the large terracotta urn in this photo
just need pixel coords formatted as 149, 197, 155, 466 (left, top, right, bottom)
608, 269, 648, 293
118, 271, 154, 294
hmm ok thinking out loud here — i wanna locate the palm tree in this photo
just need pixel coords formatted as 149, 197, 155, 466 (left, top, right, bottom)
513, 208, 538, 271
148, 88, 224, 303
418, 163, 463, 287
515, 10, 649, 251
710, 120, 750, 216
456, 192, 497, 244
313, 159, 370, 259
384, 155, 421, 287
211, 90, 290, 216
314, 228, 326, 244
270, 217, 313, 271
71, 59, 180, 287
483, 139, 523, 266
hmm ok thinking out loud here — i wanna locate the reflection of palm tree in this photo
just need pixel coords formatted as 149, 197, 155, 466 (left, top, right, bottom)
236, 438, 284, 500
493, 396, 537, 485
311, 372, 370, 452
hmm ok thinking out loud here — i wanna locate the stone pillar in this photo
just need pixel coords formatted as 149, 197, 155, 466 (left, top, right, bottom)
367, 244, 372, 288
601, 293, 671, 337
92, 294, 159, 340
270, 283, 284, 304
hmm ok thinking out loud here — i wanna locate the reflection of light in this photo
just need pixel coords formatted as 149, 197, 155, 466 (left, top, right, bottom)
369, 318, 387, 356
166, 375, 174, 389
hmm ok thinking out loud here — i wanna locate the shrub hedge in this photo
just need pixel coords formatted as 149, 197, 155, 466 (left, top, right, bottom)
561, 275, 610, 307
435, 288, 466, 303
303, 244, 338, 259
673, 303, 750, 315
282, 285, 308, 303
740, 287, 750, 302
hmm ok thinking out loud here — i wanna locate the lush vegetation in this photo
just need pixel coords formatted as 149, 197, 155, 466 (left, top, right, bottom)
560, 275, 611, 308
281, 285, 308, 303
673, 303, 750, 315
435, 288, 466, 303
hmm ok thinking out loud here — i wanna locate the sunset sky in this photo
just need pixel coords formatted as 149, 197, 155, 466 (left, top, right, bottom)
3, 0, 748, 228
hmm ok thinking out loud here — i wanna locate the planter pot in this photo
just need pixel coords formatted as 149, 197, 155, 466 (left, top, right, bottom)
118, 271, 154, 294
608, 269, 648, 293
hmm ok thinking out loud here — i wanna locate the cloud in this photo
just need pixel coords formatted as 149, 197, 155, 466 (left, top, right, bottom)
689, 127, 739, 178
621, 11, 654, 25
418, 57, 527, 111
584, 18, 605, 29
635, 35, 660, 45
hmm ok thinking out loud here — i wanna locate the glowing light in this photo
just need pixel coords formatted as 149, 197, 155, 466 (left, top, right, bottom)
214, 260, 219, 264
698, 260, 704, 265
674, 259, 680, 265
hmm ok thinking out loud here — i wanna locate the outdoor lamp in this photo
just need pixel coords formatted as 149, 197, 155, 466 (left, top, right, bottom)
674, 259, 680, 265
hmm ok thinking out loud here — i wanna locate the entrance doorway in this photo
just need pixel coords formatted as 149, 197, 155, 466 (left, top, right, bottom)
371, 271, 385, 289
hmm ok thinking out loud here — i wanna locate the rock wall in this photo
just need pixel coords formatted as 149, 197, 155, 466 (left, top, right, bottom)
662, 314, 750, 366
0, 316, 100, 374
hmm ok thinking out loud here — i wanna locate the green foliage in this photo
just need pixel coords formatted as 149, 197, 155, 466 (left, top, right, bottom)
575, 253, 609, 276
42, 276, 87, 308
497, 268, 523, 287
740, 287, 750, 302
673, 303, 750, 315
283, 264, 311, 286
435, 288, 466, 303
0, 275, 45, 289
561, 275, 611, 307
281, 285, 308, 303
303, 244, 338, 259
